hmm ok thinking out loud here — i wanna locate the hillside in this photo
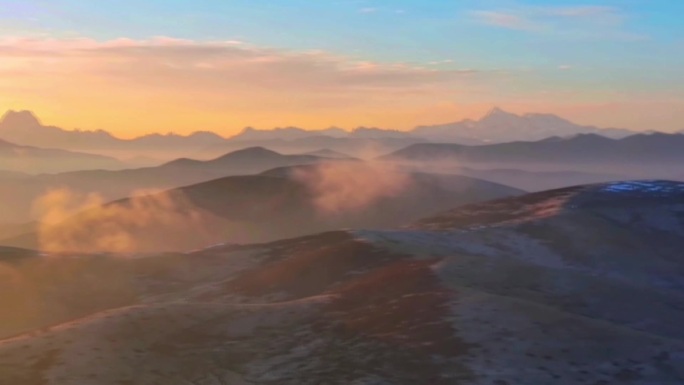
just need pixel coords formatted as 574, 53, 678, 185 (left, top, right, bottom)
382, 133, 684, 177
449, 167, 631, 192
0, 137, 124, 174
1, 181, 683, 384
0, 147, 335, 223
1, 165, 523, 252
384, 132, 684, 165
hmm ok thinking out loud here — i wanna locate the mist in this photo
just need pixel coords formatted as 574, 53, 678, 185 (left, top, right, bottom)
293, 162, 412, 214
30, 188, 218, 254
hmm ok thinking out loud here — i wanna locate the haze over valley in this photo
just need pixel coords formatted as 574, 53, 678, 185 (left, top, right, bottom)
1, 0, 683, 384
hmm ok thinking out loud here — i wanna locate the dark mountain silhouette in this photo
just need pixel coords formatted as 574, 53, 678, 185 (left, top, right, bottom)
199, 135, 424, 159
1, 108, 644, 161
1, 167, 523, 252
0, 110, 228, 160
160, 146, 325, 172
303, 148, 355, 159
413, 107, 636, 143
456, 167, 630, 191
0, 222, 34, 241
1, 181, 683, 383
0, 110, 118, 148
229, 126, 346, 141
0, 147, 339, 223
228, 126, 414, 141
0, 110, 426, 160
382, 132, 684, 177
0, 137, 124, 174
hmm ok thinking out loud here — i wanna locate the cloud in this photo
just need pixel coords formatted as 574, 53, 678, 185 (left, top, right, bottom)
471, 11, 540, 31
0, 36, 479, 93
0, 36, 492, 132
428, 59, 455, 66
471, 4, 642, 40
113, 42, 472, 91
293, 163, 411, 214
558, 64, 572, 70
31, 188, 216, 253
359, 7, 377, 14
547, 6, 620, 20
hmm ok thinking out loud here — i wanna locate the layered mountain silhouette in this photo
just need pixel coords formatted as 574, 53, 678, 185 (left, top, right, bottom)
303, 148, 355, 159
454, 166, 631, 191
0, 147, 341, 223
199, 136, 424, 160
0, 110, 226, 160
0, 108, 642, 160
1, 181, 683, 384
0, 137, 124, 174
1, 165, 522, 252
414, 107, 636, 143
382, 132, 684, 176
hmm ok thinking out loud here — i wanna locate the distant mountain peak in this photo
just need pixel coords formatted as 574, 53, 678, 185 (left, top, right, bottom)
232, 146, 280, 154
215, 146, 283, 161
482, 106, 515, 120
0, 110, 42, 128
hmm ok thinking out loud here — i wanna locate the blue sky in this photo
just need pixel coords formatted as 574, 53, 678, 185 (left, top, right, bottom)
0, 0, 682, 134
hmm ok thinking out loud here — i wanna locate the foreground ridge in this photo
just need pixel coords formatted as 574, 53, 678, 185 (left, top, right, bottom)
1, 181, 684, 384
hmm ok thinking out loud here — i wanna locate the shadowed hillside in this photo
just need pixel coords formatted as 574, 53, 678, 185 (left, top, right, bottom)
382, 133, 684, 179
1, 181, 683, 384
1, 164, 522, 252
0, 147, 345, 224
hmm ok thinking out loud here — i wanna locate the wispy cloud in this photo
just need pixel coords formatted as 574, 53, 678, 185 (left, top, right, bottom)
547, 6, 620, 20
358, 7, 406, 15
0, 36, 492, 131
0, 36, 479, 89
471, 4, 644, 40
471, 11, 540, 31
428, 59, 455, 66
359, 7, 377, 14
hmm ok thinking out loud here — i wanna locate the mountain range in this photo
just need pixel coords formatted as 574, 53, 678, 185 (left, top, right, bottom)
0, 110, 225, 161
382, 132, 684, 177
0, 108, 643, 161
2, 137, 676, 227
1, 180, 683, 384
413, 107, 637, 143
0, 147, 340, 224
0, 137, 125, 174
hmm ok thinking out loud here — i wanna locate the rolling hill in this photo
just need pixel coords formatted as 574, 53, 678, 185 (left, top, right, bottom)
0, 137, 124, 174
382, 132, 684, 178
443, 166, 631, 192
0, 147, 338, 223
1, 166, 523, 252
0, 180, 683, 384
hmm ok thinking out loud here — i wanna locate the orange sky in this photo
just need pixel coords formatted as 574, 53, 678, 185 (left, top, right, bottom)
1, 37, 682, 138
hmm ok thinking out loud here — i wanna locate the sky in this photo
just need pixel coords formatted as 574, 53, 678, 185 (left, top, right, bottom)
0, 0, 682, 137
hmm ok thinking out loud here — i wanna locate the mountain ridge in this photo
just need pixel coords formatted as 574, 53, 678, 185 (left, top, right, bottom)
0, 166, 524, 252
0, 135, 125, 174
1, 180, 683, 384
0, 108, 643, 152
381, 132, 684, 176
